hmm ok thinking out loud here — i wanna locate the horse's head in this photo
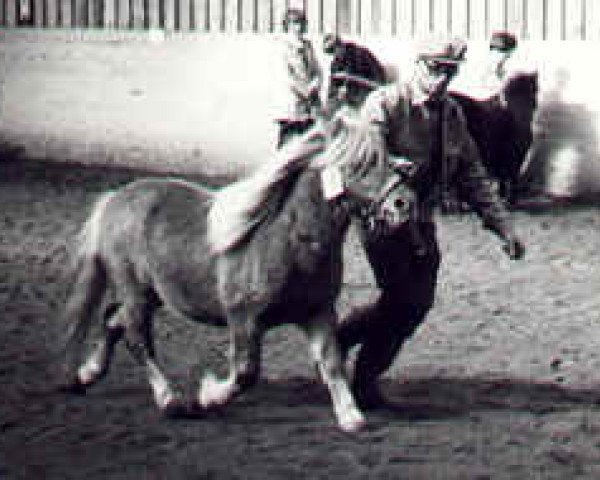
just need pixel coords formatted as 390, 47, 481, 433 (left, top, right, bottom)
319, 118, 410, 235
503, 71, 539, 126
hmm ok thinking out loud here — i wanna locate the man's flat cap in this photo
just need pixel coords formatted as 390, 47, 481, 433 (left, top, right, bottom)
417, 39, 467, 65
490, 31, 518, 52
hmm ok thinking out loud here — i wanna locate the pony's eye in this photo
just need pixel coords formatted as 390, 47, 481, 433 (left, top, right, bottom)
368, 153, 379, 169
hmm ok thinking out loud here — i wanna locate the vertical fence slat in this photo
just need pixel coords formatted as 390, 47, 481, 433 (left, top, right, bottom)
208, 0, 220, 31
33, 0, 42, 25
130, 0, 143, 27
468, 0, 487, 38
163, 0, 174, 29
380, 0, 393, 36
412, 0, 430, 37
564, 0, 583, 39
146, 0, 158, 28
371, 0, 382, 35
86, 0, 92, 26
486, 0, 504, 35
584, 0, 600, 40
337, 0, 350, 33
320, 0, 335, 34
103, 0, 115, 27
179, 0, 190, 29
5, 0, 16, 25
192, 0, 207, 30
257, 0, 272, 32
545, 0, 562, 39
271, 0, 286, 33
47, 0, 57, 26
116, 0, 127, 26
305, 0, 319, 33
525, 0, 543, 38
240, 0, 253, 31
353, 0, 361, 35
394, 0, 412, 39
504, 0, 522, 34
431, 0, 448, 37
17, 0, 27, 24
207, 0, 217, 30
223, 0, 236, 32
87, 0, 95, 26
60, 0, 70, 25
72, 0, 83, 26
357, 0, 368, 35
449, 0, 468, 37
428, 0, 436, 35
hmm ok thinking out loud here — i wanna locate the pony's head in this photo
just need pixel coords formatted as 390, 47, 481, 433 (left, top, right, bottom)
318, 117, 411, 236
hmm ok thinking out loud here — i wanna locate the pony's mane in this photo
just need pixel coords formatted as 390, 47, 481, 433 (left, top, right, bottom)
207, 128, 326, 254
207, 115, 382, 254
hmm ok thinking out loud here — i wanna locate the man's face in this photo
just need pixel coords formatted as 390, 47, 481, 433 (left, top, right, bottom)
415, 59, 458, 100
323, 35, 340, 54
287, 18, 304, 37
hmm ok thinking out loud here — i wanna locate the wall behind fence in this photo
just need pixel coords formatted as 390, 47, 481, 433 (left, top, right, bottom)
1, 0, 600, 40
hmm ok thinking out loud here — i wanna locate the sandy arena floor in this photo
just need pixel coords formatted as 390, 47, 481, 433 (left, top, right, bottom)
3, 32, 600, 480
0, 156, 600, 479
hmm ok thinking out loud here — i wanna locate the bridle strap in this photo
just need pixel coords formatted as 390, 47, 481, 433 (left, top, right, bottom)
373, 173, 404, 208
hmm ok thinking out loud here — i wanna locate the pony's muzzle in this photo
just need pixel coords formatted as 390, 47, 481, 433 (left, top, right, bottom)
378, 190, 412, 232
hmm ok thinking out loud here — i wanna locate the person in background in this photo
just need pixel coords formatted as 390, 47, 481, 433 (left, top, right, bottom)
487, 31, 518, 87
276, 8, 322, 149
322, 33, 386, 116
336, 39, 526, 409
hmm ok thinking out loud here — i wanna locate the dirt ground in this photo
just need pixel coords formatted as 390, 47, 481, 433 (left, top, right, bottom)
3, 32, 600, 480
0, 154, 600, 480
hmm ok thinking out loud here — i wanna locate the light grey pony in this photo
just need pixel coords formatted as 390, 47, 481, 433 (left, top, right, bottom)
62, 122, 408, 432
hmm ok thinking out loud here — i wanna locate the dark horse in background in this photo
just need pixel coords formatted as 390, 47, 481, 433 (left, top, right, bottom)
451, 71, 539, 204
61, 121, 409, 432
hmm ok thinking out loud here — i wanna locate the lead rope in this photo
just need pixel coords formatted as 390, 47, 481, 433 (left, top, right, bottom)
437, 97, 450, 211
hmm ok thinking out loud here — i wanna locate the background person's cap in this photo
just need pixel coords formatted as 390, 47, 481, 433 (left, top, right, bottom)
489, 31, 518, 52
283, 8, 307, 26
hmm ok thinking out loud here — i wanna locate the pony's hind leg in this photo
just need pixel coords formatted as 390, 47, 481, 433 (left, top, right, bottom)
111, 289, 185, 415
301, 307, 366, 433
198, 312, 263, 409
75, 302, 124, 387
62, 255, 108, 392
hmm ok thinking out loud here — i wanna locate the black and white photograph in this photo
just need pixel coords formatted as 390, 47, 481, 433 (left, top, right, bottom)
2, 0, 600, 478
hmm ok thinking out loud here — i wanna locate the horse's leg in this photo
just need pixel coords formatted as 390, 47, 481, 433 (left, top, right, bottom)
75, 302, 124, 387
198, 312, 263, 408
301, 306, 366, 433
62, 256, 108, 391
114, 290, 183, 414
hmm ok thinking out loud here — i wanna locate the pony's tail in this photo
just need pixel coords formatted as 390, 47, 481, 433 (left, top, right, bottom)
62, 192, 114, 375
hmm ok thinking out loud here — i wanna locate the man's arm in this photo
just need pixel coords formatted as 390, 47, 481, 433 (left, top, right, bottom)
451, 103, 525, 259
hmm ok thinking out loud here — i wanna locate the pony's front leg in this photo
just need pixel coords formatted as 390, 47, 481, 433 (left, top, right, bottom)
302, 307, 366, 433
198, 313, 263, 409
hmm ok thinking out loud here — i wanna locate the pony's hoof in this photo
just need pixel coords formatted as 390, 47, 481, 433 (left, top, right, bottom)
184, 400, 206, 418
199, 373, 230, 409
160, 396, 189, 418
339, 414, 367, 433
59, 377, 88, 395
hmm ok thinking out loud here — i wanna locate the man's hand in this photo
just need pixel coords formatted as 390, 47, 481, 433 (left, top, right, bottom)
502, 235, 525, 260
